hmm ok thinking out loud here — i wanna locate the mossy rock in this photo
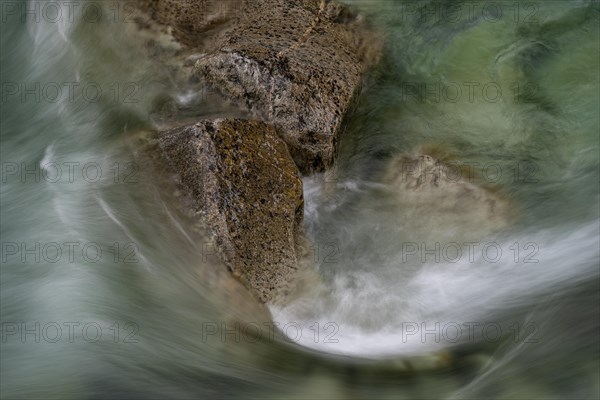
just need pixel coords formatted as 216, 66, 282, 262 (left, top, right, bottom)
159, 119, 305, 302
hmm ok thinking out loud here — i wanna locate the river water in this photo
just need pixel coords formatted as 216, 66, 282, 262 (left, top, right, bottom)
1, 1, 599, 398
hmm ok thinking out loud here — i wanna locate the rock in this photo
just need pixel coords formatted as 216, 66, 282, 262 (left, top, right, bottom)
158, 119, 305, 302
381, 154, 516, 240
134, 0, 243, 51
134, 0, 382, 172
191, 0, 382, 173
134, 0, 380, 301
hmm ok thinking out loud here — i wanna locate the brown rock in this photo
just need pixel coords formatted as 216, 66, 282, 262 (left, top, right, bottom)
381, 154, 517, 240
191, 0, 381, 173
134, 0, 243, 50
158, 119, 305, 302
134, 0, 381, 173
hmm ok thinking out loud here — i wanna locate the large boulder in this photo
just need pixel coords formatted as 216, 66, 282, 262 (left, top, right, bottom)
196, 0, 373, 174
193, 0, 380, 173
159, 119, 305, 302
135, 0, 381, 174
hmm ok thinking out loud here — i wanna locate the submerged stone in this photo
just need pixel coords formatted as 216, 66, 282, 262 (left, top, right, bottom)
159, 119, 305, 302
381, 154, 516, 240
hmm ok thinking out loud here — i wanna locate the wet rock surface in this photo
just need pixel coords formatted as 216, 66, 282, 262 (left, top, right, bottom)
135, 0, 243, 51
136, 0, 381, 174
159, 119, 305, 302
195, 0, 380, 174
381, 154, 516, 238
133, 0, 381, 302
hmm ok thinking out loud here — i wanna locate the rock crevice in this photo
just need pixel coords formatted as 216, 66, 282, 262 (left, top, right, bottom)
191, 0, 381, 173
135, 0, 381, 301
159, 119, 305, 303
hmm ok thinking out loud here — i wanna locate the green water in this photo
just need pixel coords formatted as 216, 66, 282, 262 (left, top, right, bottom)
1, 1, 599, 398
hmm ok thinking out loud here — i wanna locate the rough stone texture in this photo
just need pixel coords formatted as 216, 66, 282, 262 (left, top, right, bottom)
133, 0, 381, 173
135, 0, 243, 50
183, 0, 381, 174
158, 119, 305, 302
381, 154, 516, 238
133, 0, 381, 302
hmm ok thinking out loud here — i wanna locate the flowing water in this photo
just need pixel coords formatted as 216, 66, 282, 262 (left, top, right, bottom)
1, 1, 599, 398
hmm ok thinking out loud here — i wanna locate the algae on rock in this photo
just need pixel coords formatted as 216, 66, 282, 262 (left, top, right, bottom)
159, 119, 305, 302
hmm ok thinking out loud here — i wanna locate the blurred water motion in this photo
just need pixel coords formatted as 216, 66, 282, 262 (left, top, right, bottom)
1, 1, 599, 398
